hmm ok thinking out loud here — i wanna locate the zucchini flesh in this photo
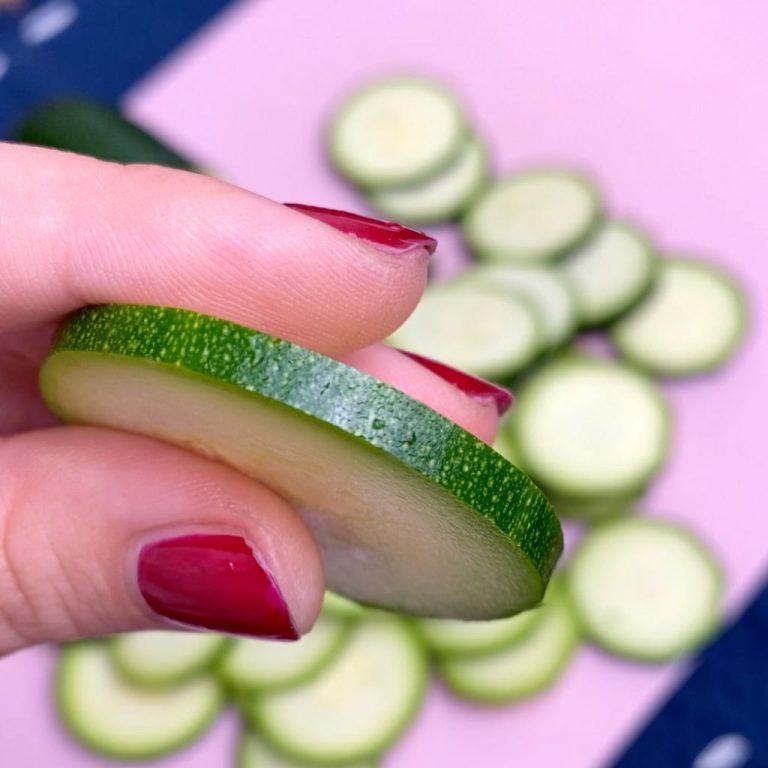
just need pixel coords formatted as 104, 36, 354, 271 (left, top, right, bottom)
458, 264, 577, 349
561, 221, 656, 326
511, 356, 670, 497
56, 642, 222, 760
438, 581, 579, 703
219, 614, 348, 692
417, 605, 544, 658
40, 305, 561, 619
247, 617, 427, 764
329, 77, 466, 188
367, 137, 488, 223
611, 258, 747, 376
463, 170, 600, 263
388, 284, 542, 380
110, 630, 227, 687
567, 518, 722, 661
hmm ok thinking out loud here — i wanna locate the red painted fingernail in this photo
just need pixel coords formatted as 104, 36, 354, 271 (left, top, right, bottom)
400, 351, 514, 415
137, 534, 297, 639
285, 203, 437, 256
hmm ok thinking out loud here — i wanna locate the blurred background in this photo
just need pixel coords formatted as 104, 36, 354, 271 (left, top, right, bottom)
1, 1, 767, 766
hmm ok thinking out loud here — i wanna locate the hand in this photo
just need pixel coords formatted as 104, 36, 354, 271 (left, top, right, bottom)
0, 143, 501, 654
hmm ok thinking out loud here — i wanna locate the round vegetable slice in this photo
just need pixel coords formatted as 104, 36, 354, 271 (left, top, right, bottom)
247, 617, 427, 764
463, 170, 600, 264
438, 580, 579, 703
220, 613, 349, 692
611, 258, 747, 376
511, 356, 670, 498
328, 77, 467, 188
388, 284, 542, 381
40, 305, 561, 619
417, 605, 544, 658
567, 518, 722, 661
56, 642, 222, 760
561, 220, 656, 326
238, 732, 375, 768
110, 631, 228, 687
458, 264, 578, 349
367, 137, 489, 223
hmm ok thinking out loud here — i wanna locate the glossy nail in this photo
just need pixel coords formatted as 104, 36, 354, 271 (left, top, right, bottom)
137, 533, 298, 639
285, 203, 437, 255
400, 351, 514, 415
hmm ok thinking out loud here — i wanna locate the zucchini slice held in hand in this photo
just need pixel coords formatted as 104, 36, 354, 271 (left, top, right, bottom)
40, 305, 562, 619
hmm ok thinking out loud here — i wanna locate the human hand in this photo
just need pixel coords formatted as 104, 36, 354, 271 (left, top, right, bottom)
0, 143, 503, 654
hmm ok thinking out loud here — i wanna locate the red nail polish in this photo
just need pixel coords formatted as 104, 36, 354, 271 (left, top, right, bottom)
285, 203, 437, 256
400, 351, 514, 415
137, 534, 298, 639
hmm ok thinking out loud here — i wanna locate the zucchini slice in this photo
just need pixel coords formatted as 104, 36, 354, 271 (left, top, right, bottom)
458, 264, 578, 349
328, 76, 467, 188
56, 642, 222, 760
220, 613, 349, 692
567, 518, 722, 661
611, 258, 747, 376
560, 221, 656, 326
110, 630, 228, 687
438, 580, 579, 703
388, 283, 542, 381
247, 616, 427, 765
511, 356, 670, 498
417, 605, 544, 658
40, 305, 561, 619
367, 137, 489, 223
463, 170, 600, 264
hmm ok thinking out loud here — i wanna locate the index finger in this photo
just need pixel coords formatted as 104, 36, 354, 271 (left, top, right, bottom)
0, 143, 433, 356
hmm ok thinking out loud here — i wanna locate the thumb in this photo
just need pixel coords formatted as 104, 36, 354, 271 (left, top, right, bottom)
0, 427, 324, 655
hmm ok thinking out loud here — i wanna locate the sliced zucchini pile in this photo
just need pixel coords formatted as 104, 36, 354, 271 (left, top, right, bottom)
36, 76, 748, 767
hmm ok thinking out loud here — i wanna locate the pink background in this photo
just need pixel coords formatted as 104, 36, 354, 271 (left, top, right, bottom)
2, 1, 767, 765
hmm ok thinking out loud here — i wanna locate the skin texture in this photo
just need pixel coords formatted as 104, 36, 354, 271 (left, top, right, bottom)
0, 143, 498, 655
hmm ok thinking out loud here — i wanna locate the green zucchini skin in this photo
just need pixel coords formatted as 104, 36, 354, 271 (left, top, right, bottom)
42, 305, 562, 606
13, 99, 198, 171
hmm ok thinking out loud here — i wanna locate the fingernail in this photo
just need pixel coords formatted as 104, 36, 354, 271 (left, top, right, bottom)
399, 351, 514, 415
137, 534, 298, 639
285, 203, 437, 256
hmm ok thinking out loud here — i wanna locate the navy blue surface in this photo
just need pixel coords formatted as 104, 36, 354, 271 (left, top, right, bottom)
0, 0, 237, 136
611, 577, 768, 768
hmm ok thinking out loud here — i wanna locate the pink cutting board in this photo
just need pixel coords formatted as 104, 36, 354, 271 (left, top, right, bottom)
2, 2, 767, 766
